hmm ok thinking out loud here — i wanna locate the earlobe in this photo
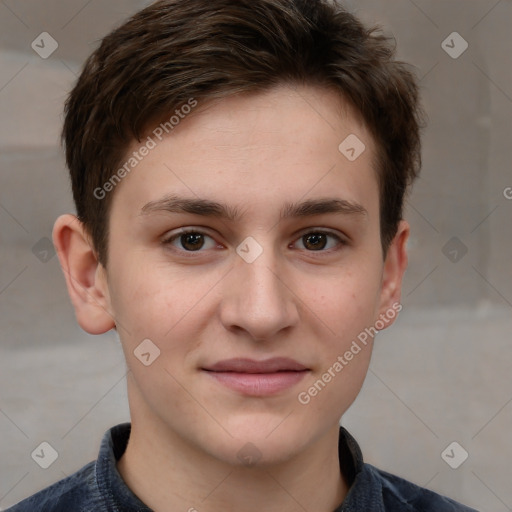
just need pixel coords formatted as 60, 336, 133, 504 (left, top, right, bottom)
52, 214, 116, 335
377, 220, 409, 324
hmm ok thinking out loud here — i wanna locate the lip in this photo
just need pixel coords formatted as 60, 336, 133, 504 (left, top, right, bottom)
204, 357, 308, 373
202, 358, 310, 396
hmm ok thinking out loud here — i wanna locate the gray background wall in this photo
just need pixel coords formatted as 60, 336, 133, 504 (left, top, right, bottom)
0, 1, 511, 510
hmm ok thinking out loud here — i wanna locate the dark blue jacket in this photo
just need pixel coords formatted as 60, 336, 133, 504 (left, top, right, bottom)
5, 423, 478, 511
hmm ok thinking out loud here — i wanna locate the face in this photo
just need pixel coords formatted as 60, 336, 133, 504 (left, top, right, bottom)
73, 84, 407, 466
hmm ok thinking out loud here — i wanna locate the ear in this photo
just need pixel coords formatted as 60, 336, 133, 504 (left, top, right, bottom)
52, 214, 116, 334
376, 219, 409, 326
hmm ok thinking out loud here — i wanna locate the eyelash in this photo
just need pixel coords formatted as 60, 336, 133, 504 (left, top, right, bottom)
161, 228, 346, 255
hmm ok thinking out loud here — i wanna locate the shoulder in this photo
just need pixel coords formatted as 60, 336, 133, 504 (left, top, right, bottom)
365, 463, 479, 512
4, 461, 101, 512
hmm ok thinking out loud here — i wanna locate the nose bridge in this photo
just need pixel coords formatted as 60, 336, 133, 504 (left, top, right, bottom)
220, 242, 299, 339
243, 256, 282, 306
236, 233, 282, 293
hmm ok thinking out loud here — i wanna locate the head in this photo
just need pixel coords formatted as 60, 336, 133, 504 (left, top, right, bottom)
54, 0, 423, 466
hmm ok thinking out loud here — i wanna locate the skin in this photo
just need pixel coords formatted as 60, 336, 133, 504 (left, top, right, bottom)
53, 84, 409, 512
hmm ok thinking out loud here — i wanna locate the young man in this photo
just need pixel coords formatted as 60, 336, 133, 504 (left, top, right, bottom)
6, 0, 478, 510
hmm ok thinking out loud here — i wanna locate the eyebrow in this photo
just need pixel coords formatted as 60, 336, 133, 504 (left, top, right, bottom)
140, 194, 368, 221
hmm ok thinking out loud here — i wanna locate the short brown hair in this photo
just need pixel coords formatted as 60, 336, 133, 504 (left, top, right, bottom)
62, 0, 424, 266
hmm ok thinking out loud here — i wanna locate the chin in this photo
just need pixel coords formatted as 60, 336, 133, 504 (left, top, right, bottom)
205, 415, 312, 467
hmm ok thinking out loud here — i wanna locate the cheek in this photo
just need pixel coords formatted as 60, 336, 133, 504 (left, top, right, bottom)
303, 349, 373, 424
111, 267, 209, 410
309, 265, 382, 340
110, 258, 218, 338
296, 294, 376, 421
295, 266, 380, 406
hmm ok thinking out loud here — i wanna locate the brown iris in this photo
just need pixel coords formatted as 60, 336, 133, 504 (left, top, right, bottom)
180, 233, 204, 251
302, 233, 328, 251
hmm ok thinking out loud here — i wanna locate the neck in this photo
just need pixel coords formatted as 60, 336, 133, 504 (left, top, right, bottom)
117, 379, 349, 512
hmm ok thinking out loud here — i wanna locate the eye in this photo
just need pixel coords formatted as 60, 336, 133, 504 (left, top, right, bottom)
163, 229, 218, 252
293, 231, 344, 252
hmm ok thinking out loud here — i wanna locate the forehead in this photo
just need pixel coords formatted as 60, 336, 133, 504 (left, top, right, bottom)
109, 84, 379, 223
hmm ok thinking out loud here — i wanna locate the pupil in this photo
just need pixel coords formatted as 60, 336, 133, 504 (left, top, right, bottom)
304, 233, 327, 250
182, 233, 203, 251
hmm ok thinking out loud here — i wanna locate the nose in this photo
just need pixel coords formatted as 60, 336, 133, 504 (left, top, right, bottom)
218, 248, 300, 342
